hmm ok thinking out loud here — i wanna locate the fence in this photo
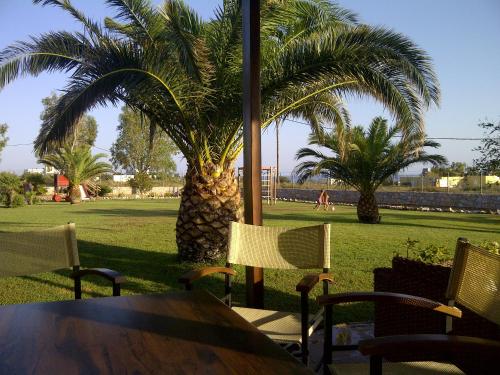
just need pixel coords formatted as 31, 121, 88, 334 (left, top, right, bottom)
277, 172, 500, 195
277, 188, 500, 212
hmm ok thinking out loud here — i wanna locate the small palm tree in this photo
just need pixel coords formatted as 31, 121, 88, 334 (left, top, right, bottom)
295, 117, 447, 223
39, 147, 111, 204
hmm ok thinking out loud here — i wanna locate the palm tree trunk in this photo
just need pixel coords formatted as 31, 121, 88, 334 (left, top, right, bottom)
357, 190, 380, 224
177, 165, 242, 262
69, 184, 81, 204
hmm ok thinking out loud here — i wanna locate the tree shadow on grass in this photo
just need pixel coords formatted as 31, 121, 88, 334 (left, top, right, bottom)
75, 208, 179, 218
13, 239, 373, 323
265, 211, 499, 234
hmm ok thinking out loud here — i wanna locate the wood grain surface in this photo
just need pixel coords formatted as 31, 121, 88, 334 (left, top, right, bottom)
0, 290, 311, 374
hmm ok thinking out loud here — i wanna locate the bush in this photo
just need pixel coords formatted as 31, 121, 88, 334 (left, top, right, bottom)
0, 172, 21, 207
480, 241, 500, 255
279, 176, 291, 184
397, 238, 451, 265
128, 173, 153, 194
10, 194, 25, 208
97, 184, 113, 197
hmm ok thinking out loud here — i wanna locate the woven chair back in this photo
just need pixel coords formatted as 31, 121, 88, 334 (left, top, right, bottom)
446, 238, 500, 326
227, 222, 330, 269
0, 223, 80, 277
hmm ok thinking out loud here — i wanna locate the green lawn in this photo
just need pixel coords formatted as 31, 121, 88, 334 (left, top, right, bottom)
0, 199, 498, 322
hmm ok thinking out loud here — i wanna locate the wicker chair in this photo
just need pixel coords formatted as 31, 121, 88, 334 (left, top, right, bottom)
0, 223, 126, 299
318, 238, 500, 375
179, 221, 332, 365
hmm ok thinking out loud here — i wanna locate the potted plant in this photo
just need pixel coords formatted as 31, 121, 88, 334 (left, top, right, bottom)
374, 239, 500, 340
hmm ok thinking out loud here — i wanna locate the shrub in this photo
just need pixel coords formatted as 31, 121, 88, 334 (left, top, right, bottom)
398, 237, 451, 264
128, 172, 153, 195
10, 194, 25, 208
480, 241, 500, 255
279, 176, 291, 184
24, 191, 37, 205
97, 184, 113, 197
0, 172, 21, 207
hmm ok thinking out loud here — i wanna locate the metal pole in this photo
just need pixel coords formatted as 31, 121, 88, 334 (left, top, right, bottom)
242, 0, 263, 308
276, 118, 280, 189
480, 170, 483, 195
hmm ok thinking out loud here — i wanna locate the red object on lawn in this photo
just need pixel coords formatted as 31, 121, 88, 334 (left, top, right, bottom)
54, 174, 69, 188
52, 194, 62, 202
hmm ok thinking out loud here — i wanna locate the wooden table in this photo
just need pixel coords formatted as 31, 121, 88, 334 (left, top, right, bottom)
0, 290, 311, 374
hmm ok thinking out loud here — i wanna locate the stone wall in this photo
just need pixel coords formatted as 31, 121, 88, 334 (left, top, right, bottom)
110, 186, 180, 197
277, 188, 500, 211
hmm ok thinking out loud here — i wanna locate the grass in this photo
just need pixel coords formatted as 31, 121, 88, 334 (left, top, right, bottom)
0, 199, 498, 323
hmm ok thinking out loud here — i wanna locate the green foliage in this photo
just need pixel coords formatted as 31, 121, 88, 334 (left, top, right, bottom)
38, 146, 112, 194
414, 244, 448, 264
401, 237, 450, 264
0, 0, 440, 177
480, 241, 500, 256
97, 184, 112, 197
430, 162, 467, 177
110, 106, 178, 176
128, 172, 153, 194
279, 176, 291, 184
0, 123, 8, 162
38, 93, 98, 156
472, 121, 500, 174
22, 172, 47, 196
10, 194, 25, 208
0, 172, 21, 207
295, 117, 447, 195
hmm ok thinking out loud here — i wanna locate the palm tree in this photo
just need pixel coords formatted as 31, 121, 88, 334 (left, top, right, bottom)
39, 147, 111, 204
295, 117, 446, 223
0, 0, 440, 261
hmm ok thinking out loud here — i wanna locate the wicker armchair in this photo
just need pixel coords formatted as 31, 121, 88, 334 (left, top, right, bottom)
0, 223, 126, 299
179, 221, 332, 365
318, 238, 500, 375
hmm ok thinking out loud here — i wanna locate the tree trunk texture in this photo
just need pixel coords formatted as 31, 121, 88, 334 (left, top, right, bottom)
69, 185, 81, 204
357, 191, 380, 224
177, 166, 242, 262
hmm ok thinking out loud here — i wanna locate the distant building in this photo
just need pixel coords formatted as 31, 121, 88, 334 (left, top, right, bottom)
113, 174, 134, 182
44, 166, 59, 174
436, 175, 500, 188
24, 168, 44, 174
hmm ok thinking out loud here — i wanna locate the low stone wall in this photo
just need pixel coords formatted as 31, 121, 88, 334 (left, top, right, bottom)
277, 188, 500, 212
110, 186, 181, 197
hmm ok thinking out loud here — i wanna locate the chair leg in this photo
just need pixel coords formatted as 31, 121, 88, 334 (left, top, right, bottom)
74, 277, 82, 300
300, 291, 309, 365
112, 282, 120, 296
323, 304, 333, 374
370, 356, 382, 375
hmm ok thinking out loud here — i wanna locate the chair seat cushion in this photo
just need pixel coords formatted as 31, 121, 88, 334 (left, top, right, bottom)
329, 361, 464, 375
232, 306, 311, 343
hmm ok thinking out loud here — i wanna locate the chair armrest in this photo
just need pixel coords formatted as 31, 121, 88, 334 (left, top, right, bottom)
296, 273, 333, 293
178, 267, 236, 286
71, 268, 127, 284
317, 291, 462, 318
71, 268, 126, 298
359, 334, 500, 362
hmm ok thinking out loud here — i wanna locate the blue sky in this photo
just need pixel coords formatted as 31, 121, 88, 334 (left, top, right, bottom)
0, 0, 499, 175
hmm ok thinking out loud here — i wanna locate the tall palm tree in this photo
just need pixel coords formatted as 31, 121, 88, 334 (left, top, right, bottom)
39, 146, 111, 204
295, 117, 447, 223
0, 0, 440, 261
